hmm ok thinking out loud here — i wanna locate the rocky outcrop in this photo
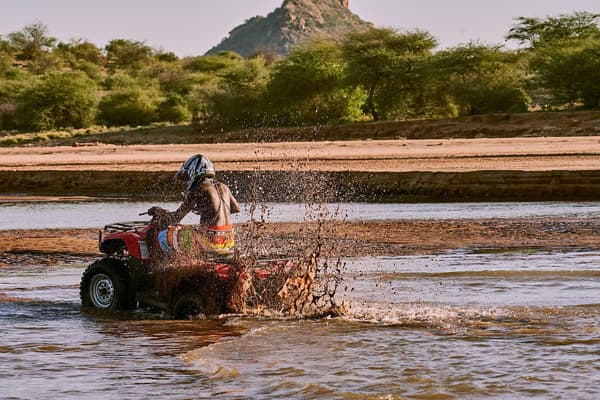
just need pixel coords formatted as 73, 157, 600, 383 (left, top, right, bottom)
206, 0, 372, 58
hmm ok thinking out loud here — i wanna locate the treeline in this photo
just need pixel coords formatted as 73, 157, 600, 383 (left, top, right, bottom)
0, 11, 599, 133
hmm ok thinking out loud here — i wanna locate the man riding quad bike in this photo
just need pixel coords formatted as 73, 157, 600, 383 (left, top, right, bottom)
80, 155, 295, 318
149, 154, 241, 258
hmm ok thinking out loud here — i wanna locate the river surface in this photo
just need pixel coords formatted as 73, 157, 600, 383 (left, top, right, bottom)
2, 200, 600, 229
1, 202, 599, 399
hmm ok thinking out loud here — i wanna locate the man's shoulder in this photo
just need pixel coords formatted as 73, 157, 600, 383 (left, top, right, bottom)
195, 179, 229, 192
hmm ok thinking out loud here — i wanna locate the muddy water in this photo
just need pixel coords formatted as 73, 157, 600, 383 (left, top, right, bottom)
1, 249, 599, 399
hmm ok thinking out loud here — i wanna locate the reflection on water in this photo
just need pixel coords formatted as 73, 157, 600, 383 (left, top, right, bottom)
1, 250, 599, 399
2, 200, 600, 229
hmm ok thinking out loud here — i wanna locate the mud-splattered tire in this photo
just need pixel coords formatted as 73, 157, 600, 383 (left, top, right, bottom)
172, 293, 208, 320
80, 258, 129, 310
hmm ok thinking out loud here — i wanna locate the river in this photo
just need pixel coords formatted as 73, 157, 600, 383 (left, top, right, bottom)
2, 200, 600, 229
1, 201, 599, 399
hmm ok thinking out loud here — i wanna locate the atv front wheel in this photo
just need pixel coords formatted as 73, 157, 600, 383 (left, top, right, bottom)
80, 259, 129, 310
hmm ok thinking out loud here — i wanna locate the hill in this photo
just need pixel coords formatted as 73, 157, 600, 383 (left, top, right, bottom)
206, 0, 372, 57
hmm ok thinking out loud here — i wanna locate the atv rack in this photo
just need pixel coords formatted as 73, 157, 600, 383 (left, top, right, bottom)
103, 221, 150, 233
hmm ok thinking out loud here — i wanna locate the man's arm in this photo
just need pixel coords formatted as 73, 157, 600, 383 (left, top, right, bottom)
164, 191, 195, 224
228, 188, 241, 214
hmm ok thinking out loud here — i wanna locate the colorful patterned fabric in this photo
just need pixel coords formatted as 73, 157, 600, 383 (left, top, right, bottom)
156, 225, 235, 257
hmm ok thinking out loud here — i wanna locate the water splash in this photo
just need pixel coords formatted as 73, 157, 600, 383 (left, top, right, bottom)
227, 161, 348, 318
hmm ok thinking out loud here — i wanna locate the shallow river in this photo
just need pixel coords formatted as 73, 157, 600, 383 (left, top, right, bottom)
2, 200, 600, 229
1, 202, 599, 399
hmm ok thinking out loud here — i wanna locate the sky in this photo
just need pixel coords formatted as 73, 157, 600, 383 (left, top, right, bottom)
1, 0, 599, 56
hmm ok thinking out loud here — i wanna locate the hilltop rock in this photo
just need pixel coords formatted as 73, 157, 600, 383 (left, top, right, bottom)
206, 0, 372, 58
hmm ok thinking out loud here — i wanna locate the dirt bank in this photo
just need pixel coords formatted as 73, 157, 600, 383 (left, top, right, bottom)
2, 137, 600, 172
2, 136, 600, 202
3, 110, 600, 146
2, 218, 598, 269
3, 170, 600, 202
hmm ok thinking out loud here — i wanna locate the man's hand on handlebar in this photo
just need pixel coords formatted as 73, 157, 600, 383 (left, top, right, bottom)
146, 206, 167, 217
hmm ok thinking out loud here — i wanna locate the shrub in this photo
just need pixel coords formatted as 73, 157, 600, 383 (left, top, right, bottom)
157, 93, 191, 123
18, 71, 97, 130
97, 87, 159, 126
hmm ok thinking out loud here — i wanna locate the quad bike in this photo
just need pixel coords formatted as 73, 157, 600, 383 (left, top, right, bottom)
80, 208, 296, 319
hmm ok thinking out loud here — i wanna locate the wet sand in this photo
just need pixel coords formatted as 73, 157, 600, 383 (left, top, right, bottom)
2, 137, 600, 172
2, 218, 598, 268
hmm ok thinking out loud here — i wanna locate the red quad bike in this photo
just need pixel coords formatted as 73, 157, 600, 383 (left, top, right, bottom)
80, 208, 295, 319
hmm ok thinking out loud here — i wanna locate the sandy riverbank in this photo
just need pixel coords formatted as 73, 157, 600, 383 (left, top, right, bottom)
2, 136, 600, 172
2, 218, 599, 269
2, 136, 600, 202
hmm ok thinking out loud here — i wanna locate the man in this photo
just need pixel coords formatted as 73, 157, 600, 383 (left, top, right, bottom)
149, 154, 240, 258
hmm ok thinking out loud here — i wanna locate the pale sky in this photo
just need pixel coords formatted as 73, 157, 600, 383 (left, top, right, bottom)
1, 0, 599, 56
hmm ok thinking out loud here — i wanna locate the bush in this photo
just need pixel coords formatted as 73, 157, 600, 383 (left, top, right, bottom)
433, 44, 530, 116
18, 71, 97, 130
97, 87, 159, 126
102, 73, 138, 90
0, 102, 18, 130
451, 78, 530, 115
157, 93, 191, 123
73, 61, 103, 81
531, 39, 600, 108
0, 79, 28, 130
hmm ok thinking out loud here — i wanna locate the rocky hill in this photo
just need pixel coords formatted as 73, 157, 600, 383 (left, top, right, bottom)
206, 0, 372, 58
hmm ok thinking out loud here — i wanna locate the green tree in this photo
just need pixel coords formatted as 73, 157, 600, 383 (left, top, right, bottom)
54, 39, 105, 80
18, 72, 97, 130
155, 51, 179, 63
531, 38, 600, 108
341, 27, 437, 121
0, 37, 18, 79
508, 12, 600, 108
7, 22, 58, 73
204, 55, 269, 129
105, 39, 153, 70
432, 43, 529, 115
97, 87, 160, 126
507, 11, 600, 48
57, 39, 105, 65
101, 73, 140, 90
8, 22, 56, 61
266, 39, 364, 124
183, 51, 244, 73
157, 93, 191, 123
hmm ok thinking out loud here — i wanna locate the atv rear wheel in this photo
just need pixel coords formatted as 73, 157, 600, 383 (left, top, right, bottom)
80, 258, 129, 310
172, 293, 208, 320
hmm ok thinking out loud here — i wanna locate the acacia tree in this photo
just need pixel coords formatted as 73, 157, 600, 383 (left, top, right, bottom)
206, 55, 269, 129
508, 12, 600, 108
432, 43, 529, 115
266, 39, 364, 125
105, 39, 153, 70
57, 39, 105, 65
531, 38, 600, 108
341, 27, 437, 121
183, 51, 259, 128
8, 22, 56, 60
8, 22, 58, 73
507, 11, 600, 48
